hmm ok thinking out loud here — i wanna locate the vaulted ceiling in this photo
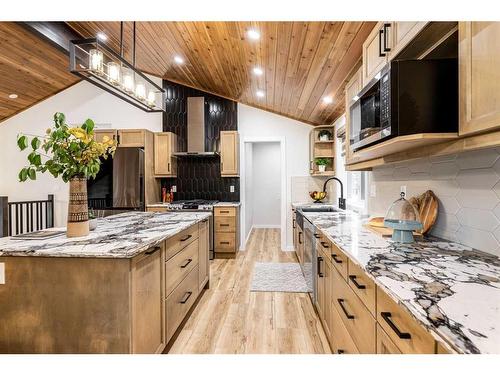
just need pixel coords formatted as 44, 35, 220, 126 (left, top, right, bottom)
0, 21, 376, 125
0, 22, 79, 122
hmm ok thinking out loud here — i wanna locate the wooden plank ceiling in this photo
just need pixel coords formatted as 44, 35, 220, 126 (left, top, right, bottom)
0, 22, 80, 122
67, 21, 376, 125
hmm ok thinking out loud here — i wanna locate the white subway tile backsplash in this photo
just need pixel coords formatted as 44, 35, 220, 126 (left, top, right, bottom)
369, 147, 500, 255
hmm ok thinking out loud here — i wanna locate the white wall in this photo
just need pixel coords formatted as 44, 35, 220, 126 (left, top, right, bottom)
244, 142, 254, 241
0, 79, 162, 226
238, 103, 314, 250
252, 142, 281, 228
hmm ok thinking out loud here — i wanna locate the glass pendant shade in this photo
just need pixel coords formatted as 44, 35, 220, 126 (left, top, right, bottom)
147, 90, 156, 107
383, 192, 423, 243
122, 68, 135, 93
89, 49, 104, 74
135, 82, 146, 101
107, 62, 121, 85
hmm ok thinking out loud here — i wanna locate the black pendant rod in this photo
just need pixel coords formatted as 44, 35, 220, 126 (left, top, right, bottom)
132, 21, 136, 68
119, 21, 124, 58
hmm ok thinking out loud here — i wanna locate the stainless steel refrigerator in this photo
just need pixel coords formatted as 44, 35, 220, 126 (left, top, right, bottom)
87, 147, 145, 214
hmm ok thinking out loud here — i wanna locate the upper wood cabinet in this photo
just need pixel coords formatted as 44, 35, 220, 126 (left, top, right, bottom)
362, 22, 428, 87
220, 131, 239, 177
117, 129, 146, 147
344, 66, 363, 165
154, 132, 177, 177
459, 22, 500, 136
94, 129, 117, 143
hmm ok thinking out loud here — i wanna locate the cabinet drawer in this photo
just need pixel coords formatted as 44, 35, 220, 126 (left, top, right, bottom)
376, 286, 435, 354
166, 265, 199, 342
330, 297, 360, 354
331, 266, 376, 353
215, 216, 236, 232
377, 324, 402, 354
165, 239, 199, 296
214, 232, 236, 253
165, 225, 199, 260
214, 207, 236, 217
348, 261, 376, 316
330, 242, 348, 280
316, 236, 330, 258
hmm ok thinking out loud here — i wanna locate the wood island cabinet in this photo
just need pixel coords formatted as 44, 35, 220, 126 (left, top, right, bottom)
459, 22, 500, 136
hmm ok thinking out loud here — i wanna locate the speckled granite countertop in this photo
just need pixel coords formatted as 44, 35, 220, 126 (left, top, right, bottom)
0, 211, 210, 259
300, 209, 500, 354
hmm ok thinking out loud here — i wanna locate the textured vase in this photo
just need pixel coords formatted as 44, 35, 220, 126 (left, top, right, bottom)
67, 176, 89, 237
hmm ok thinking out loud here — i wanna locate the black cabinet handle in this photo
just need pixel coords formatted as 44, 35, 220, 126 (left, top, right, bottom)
337, 349, 345, 354
180, 234, 192, 242
321, 241, 329, 248
314, 233, 320, 239
383, 23, 391, 52
180, 291, 193, 304
180, 258, 192, 268
331, 253, 343, 264
293, 219, 296, 229
378, 29, 386, 57
220, 241, 230, 245
337, 299, 354, 320
298, 232, 303, 244
317, 256, 324, 277
349, 275, 366, 289
117, 134, 121, 144
145, 246, 161, 255
220, 224, 230, 227
381, 312, 411, 339
220, 210, 229, 214
201, 219, 208, 223
168, 162, 170, 172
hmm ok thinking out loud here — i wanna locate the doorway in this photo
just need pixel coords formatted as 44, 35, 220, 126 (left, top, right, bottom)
240, 138, 286, 251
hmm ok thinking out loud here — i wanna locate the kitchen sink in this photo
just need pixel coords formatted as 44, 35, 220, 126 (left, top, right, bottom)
299, 206, 338, 213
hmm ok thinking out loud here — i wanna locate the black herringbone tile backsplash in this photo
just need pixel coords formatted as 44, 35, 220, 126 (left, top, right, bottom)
161, 80, 240, 202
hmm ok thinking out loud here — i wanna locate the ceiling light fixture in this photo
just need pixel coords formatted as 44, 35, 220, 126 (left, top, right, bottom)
69, 22, 165, 113
174, 55, 184, 64
8, 93, 18, 99
247, 29, 261, 40
96, 32, 107, 42
256, 90, 265, 98
252, 67, 263, 76
352, 95, 360, 101
323, 96, 333, 104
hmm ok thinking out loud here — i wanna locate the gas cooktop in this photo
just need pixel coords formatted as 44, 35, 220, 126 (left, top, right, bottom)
169, 200, 219, 210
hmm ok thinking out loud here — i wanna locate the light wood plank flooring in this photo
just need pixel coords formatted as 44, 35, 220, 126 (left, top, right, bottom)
168, 228, 331, 354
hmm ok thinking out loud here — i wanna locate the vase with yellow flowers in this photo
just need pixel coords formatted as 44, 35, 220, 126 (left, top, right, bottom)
17, 112, 116, 237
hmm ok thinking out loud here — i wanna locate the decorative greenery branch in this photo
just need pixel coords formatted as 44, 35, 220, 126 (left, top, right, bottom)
17, 112, 116, 183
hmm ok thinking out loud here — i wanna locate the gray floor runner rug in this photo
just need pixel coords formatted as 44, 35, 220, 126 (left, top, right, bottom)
250, 262, 311, 293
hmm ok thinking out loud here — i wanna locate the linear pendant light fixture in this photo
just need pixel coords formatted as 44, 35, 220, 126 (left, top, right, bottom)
69, 22, 165, 113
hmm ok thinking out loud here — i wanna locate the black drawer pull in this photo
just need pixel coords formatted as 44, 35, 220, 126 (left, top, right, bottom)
293, 219, 296, 229
321, 241, 329, 248
180, 291, 193, 304
220, 224, 230, 227
220, 241, 230, 245
337, 299, 354, 320
349, 275, 366, 289
298, 232, 303, 244
219, 210, 230, 214
378, 29, 386, 57
180, 234, 192, 242
314, 234, 321, 239
383, 23, 391, 52
180, 258, 192, 268
145, 246, 161, 255
317, 256, 324, 277
381, 312, 411, 339
331, 253, 343, 264
337, 349, 344, 354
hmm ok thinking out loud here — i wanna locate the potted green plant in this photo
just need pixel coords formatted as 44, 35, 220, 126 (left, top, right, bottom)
315, 158, 330, 173
17, 112, 116, 237
318, 129, 332, 141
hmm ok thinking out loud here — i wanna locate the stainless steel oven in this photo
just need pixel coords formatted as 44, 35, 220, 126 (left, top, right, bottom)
349, 58, 458, 152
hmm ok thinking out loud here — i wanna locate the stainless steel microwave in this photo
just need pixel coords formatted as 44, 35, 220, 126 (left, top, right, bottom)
349, 59, 458, 152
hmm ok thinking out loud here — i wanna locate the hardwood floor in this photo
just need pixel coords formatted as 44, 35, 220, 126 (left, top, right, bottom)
168, 228, 331, 354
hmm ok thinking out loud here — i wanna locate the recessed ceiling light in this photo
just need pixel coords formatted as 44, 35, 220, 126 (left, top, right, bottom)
252, 67, 263, 76
352, 95, 360, 101
97, 32, 107, 42
174, 55, 184, 64
256, 90, 265, 98
323, 96, 333, 104
8, 93, 18, 99
247, 29, 261, 40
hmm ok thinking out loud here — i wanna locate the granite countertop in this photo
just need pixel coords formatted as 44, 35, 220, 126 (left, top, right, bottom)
0, 211, 210, 259
301, 209, 500, 354
213, 202, 241, 207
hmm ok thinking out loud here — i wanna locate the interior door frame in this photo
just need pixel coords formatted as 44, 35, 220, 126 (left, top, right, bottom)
239, 136, 287, 251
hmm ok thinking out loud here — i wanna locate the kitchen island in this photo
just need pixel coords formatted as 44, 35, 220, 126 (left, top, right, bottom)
294, 204, 500, 354
0, 211, 211, 354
